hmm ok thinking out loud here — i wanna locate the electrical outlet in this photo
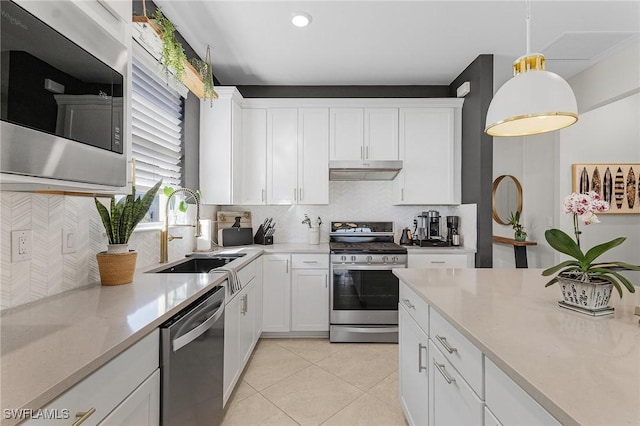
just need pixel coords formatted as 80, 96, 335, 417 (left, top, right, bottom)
11, 230, 32, 262
62, 227, 77, 254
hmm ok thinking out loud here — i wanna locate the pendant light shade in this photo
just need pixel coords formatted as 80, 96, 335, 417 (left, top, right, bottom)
485, 4, 578, 137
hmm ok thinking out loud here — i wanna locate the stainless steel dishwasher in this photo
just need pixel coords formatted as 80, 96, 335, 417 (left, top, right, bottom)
160, 283, 225, 426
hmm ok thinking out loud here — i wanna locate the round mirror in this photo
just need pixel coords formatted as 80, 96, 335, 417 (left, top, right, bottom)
492, 175, 523, 225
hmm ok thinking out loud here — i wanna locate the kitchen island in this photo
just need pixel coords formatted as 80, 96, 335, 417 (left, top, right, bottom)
394, 268, 640, 426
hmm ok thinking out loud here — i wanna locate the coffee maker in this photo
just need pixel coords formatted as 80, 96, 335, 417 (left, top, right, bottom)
413, 211, 449, 246
446, 216, 460, 246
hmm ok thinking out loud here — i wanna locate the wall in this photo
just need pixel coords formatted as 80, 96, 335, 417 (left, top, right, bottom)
222, 180, 477, 250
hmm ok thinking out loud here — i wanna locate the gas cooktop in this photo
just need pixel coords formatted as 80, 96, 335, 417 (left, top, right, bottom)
330, 241, 407, 254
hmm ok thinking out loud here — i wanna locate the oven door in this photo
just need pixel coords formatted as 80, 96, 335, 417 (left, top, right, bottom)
330, 263, 403, 325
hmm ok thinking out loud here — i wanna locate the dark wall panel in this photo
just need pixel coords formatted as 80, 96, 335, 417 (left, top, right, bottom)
448, 55, 494, 268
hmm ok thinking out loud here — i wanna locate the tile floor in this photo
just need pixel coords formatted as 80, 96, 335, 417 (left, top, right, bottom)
222, 338, 409, 426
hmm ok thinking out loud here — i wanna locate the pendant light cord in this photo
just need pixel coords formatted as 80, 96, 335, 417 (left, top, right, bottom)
525, 0, 531, 55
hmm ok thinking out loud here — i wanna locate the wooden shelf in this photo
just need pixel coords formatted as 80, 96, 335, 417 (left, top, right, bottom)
132, 16, 217, 100
493, 235, 537, 247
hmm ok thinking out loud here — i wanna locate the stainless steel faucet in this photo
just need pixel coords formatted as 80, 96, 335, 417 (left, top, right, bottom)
160, 187, 201, 263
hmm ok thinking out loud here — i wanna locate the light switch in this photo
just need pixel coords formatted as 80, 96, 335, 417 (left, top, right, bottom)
62, 228, 77, 254
11, 230, 32, 262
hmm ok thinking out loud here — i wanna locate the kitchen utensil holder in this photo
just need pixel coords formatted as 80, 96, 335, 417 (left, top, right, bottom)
254, 225, 273, 245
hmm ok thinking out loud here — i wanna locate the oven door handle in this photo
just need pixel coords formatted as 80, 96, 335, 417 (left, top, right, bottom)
331, 264, 405, 271
337, 326, 399, 334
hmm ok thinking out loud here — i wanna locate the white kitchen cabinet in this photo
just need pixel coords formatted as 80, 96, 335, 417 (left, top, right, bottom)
394, 104, 462, 205
291, 259, 329, 332
330, 108, 398, 161
99, 370, 159, 426
25, 331, 159, 425
262, 254, 291, 332
266, 108, 329, 205
240, 108, 267, 205
399, 305, 429, 426
224, 257, 262, 406
253, 256, 264, 339
429, 340, 484, 426
200, 87, 243, 204
407, 253, 473, 269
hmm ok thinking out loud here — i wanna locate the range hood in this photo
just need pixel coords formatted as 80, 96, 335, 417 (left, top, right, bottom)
329, 160, 403, 181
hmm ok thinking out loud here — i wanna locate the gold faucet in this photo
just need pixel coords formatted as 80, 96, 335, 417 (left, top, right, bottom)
160, 188, 201, 263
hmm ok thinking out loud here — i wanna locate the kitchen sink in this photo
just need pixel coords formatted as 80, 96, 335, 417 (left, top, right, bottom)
148, 253, 246, 274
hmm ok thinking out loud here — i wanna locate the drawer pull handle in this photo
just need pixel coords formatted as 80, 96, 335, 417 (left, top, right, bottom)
303, 261, 319, 263
436, 335, 457, 354
402, 298, 415, 309
430, 261, 446, 264
434, 361, 456, 384
418, 343, 427, 373
72, 408, 96, 426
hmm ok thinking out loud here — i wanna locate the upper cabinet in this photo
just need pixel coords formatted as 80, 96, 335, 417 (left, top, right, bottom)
394, 101, 463, 205
200, 87, 243, 205
266, 108, 329, 205
240, 108, 267, 205
330, 108, 398, 161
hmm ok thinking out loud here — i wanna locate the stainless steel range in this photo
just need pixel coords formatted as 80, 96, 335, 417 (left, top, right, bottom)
329, 221, 407, 343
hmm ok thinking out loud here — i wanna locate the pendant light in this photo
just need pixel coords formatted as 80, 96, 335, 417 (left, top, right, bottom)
485, 1, 578, 137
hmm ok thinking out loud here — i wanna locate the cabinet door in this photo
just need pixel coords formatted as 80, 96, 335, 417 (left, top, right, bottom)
291, 269, 329, 331
364, 108, 398, 160
253, 256, 264, 338
267, 109, 298, 204
399, 305, 429, 426
99, 370, 159, 426
298, 108, 329, 205
407, 253, 472, 269
329, 108, 364, 160
396, 108, 457, 205
239, 282, 256, 367
223, 293, 241, 405
262, 254, 291, 332
429, 341, 483, 426
240, 108, 267, 205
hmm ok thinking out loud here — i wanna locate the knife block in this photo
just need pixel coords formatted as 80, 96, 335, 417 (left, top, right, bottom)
254, 225, 273, 245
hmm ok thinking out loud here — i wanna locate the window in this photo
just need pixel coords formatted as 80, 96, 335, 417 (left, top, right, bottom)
131, 54, 185, 223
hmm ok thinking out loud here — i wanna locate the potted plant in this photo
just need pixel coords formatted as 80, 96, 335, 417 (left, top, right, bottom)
190, 45, 216, 106
94, 180, 162, 285
508, 211, 527, 241
542, 191, 639, 311
151, 8, 187, 81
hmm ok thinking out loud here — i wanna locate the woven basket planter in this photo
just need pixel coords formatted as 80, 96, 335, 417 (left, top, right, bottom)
96, 251, 138, 286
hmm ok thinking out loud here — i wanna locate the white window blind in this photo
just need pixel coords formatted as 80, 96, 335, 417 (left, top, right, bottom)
131, 56, 184, 190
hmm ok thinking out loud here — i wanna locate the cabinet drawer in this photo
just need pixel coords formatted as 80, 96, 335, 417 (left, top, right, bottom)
429, 308, 483, 398
399, 282, 429, 333
408, 253, 469, 268
237, 258, 257, 287
429, 341, 483, 426
25, 331, 159, 425
291, 254, 329, 269
485, 358, 560, 425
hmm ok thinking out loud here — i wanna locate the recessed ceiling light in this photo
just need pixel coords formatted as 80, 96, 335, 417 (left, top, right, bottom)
292, 12, 312, 28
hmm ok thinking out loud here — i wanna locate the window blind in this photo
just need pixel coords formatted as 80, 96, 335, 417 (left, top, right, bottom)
131, 56, 184, 190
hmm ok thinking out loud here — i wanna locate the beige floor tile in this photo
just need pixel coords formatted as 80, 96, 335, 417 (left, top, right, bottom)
316, 344, 399, 391
275, 338, 348, 363
242, 340, 312, 391
322, 393, 408, 426
367, 372, 405, 419
222, 393, 298, 426
262, 365, 363, 426
227, 380, 257, 406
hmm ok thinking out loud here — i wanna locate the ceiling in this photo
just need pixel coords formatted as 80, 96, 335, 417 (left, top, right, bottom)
154, 1, 640, 87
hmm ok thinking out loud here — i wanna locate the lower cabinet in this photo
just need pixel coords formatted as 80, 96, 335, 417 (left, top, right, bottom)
399, 305, 429, 426
429, 341, 483, 425
291, 268, 329, 332
25, 331, 159, 425
262, 254, 291, 332
407, 253, 473, 269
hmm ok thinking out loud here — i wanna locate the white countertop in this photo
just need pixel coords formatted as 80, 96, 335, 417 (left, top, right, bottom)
394, 268, 640, 426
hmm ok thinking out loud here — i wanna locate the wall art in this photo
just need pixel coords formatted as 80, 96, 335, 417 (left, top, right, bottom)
572, 163, 640, 214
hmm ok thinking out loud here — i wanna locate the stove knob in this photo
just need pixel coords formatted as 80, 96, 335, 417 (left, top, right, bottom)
350, 255, 357, 262
366, 255, 373, 263
392, 256, 398, 263
340, 255, 347, 262
382, 256, 389, 263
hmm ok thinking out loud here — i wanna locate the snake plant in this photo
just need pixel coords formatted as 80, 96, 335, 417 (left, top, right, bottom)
94, 180, 162, 245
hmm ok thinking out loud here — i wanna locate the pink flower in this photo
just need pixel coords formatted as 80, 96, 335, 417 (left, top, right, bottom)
580, 211, 600, 225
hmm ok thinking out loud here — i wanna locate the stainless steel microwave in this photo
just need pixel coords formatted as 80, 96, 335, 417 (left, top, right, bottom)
0, 0, 128, 188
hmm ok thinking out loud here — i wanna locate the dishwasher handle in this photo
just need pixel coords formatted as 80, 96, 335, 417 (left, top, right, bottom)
172, 302, 224, 352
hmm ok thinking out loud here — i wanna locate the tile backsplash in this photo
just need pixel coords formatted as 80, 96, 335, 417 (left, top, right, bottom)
0, 192, 194, 310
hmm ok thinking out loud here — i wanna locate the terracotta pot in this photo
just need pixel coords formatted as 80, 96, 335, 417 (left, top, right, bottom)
96, 251, 138, 286
557, 273, 613, 309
